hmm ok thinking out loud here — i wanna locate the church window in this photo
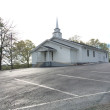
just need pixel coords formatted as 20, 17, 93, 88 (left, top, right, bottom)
44, 52, 46, 60
87, 50, 89, 57
52, 52, 53, 60
93, 51, 95, 57
106, 53, 107, 58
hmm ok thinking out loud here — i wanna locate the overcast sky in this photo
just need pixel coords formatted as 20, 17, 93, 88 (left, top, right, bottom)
0, 0, 110, 45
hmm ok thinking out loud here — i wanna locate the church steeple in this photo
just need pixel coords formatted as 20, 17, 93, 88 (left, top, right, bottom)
53, 18, 62, 38
56, 18, 58, 28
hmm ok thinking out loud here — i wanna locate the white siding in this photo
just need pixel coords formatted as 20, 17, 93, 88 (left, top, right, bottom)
82, 47, 109, 63
52, 38, 83, 62
32, 51, 45, 65
44, 42, 71, 63
70, 49, 77, 63
32, 52, 37, 64
37, 52, 45, 62
32, 38, 109, 65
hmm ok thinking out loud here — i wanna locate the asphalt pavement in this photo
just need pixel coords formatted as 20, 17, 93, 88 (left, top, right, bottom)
0, 63, 110, 110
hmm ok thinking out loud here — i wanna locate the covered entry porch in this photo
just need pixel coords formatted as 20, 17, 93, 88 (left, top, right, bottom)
37, 46, 56, 66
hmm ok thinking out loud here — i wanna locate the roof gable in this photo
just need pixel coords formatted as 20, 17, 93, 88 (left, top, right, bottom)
31, 39, 78, 53
31, 39, 49, 53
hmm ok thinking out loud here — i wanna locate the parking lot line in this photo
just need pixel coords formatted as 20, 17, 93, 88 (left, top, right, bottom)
12, 97, 75, 110
57, 74, 110, 83
15, 78, 78, 97
12, 90, 110, 110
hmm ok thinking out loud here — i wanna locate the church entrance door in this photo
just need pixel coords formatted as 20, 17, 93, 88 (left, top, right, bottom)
44, 51, 53, 62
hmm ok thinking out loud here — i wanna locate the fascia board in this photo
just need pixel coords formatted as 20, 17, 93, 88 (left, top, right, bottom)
31, 39, 49, 53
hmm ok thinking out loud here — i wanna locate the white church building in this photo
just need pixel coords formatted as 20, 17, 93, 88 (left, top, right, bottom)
31, 20, 109, 67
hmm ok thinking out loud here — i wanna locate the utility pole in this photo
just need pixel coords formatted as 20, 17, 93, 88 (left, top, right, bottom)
10, 33, 13, 69
0, 28, 2, 70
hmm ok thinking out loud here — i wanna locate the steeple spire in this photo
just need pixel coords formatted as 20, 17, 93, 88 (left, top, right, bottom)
56, 18, 59, 28
53, 18, 62, 38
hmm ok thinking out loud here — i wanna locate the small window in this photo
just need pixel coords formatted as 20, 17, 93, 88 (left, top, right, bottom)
87, 50, 89, 57
106, 53, 107, 58
93, 51, 95, 57
52, 52, 53, 60
44, 52, 46, 60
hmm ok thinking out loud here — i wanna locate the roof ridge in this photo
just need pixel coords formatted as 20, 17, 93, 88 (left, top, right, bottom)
51, 37, 108, 52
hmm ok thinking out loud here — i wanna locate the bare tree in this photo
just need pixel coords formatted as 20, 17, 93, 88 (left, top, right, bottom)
69, 35, 85, 44
0, 17, 16, 70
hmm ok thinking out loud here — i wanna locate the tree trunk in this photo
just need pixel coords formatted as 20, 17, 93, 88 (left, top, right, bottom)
27, 62, 29, 68
27, 59, 29, 68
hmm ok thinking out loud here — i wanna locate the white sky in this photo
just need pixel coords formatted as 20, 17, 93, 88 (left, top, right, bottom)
0, 0, 110, 46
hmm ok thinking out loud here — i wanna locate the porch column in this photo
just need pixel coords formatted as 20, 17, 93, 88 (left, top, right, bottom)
47, 51, 50, 62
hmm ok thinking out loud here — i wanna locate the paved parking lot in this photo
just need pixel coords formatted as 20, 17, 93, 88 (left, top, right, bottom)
0, 63, 110, 110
